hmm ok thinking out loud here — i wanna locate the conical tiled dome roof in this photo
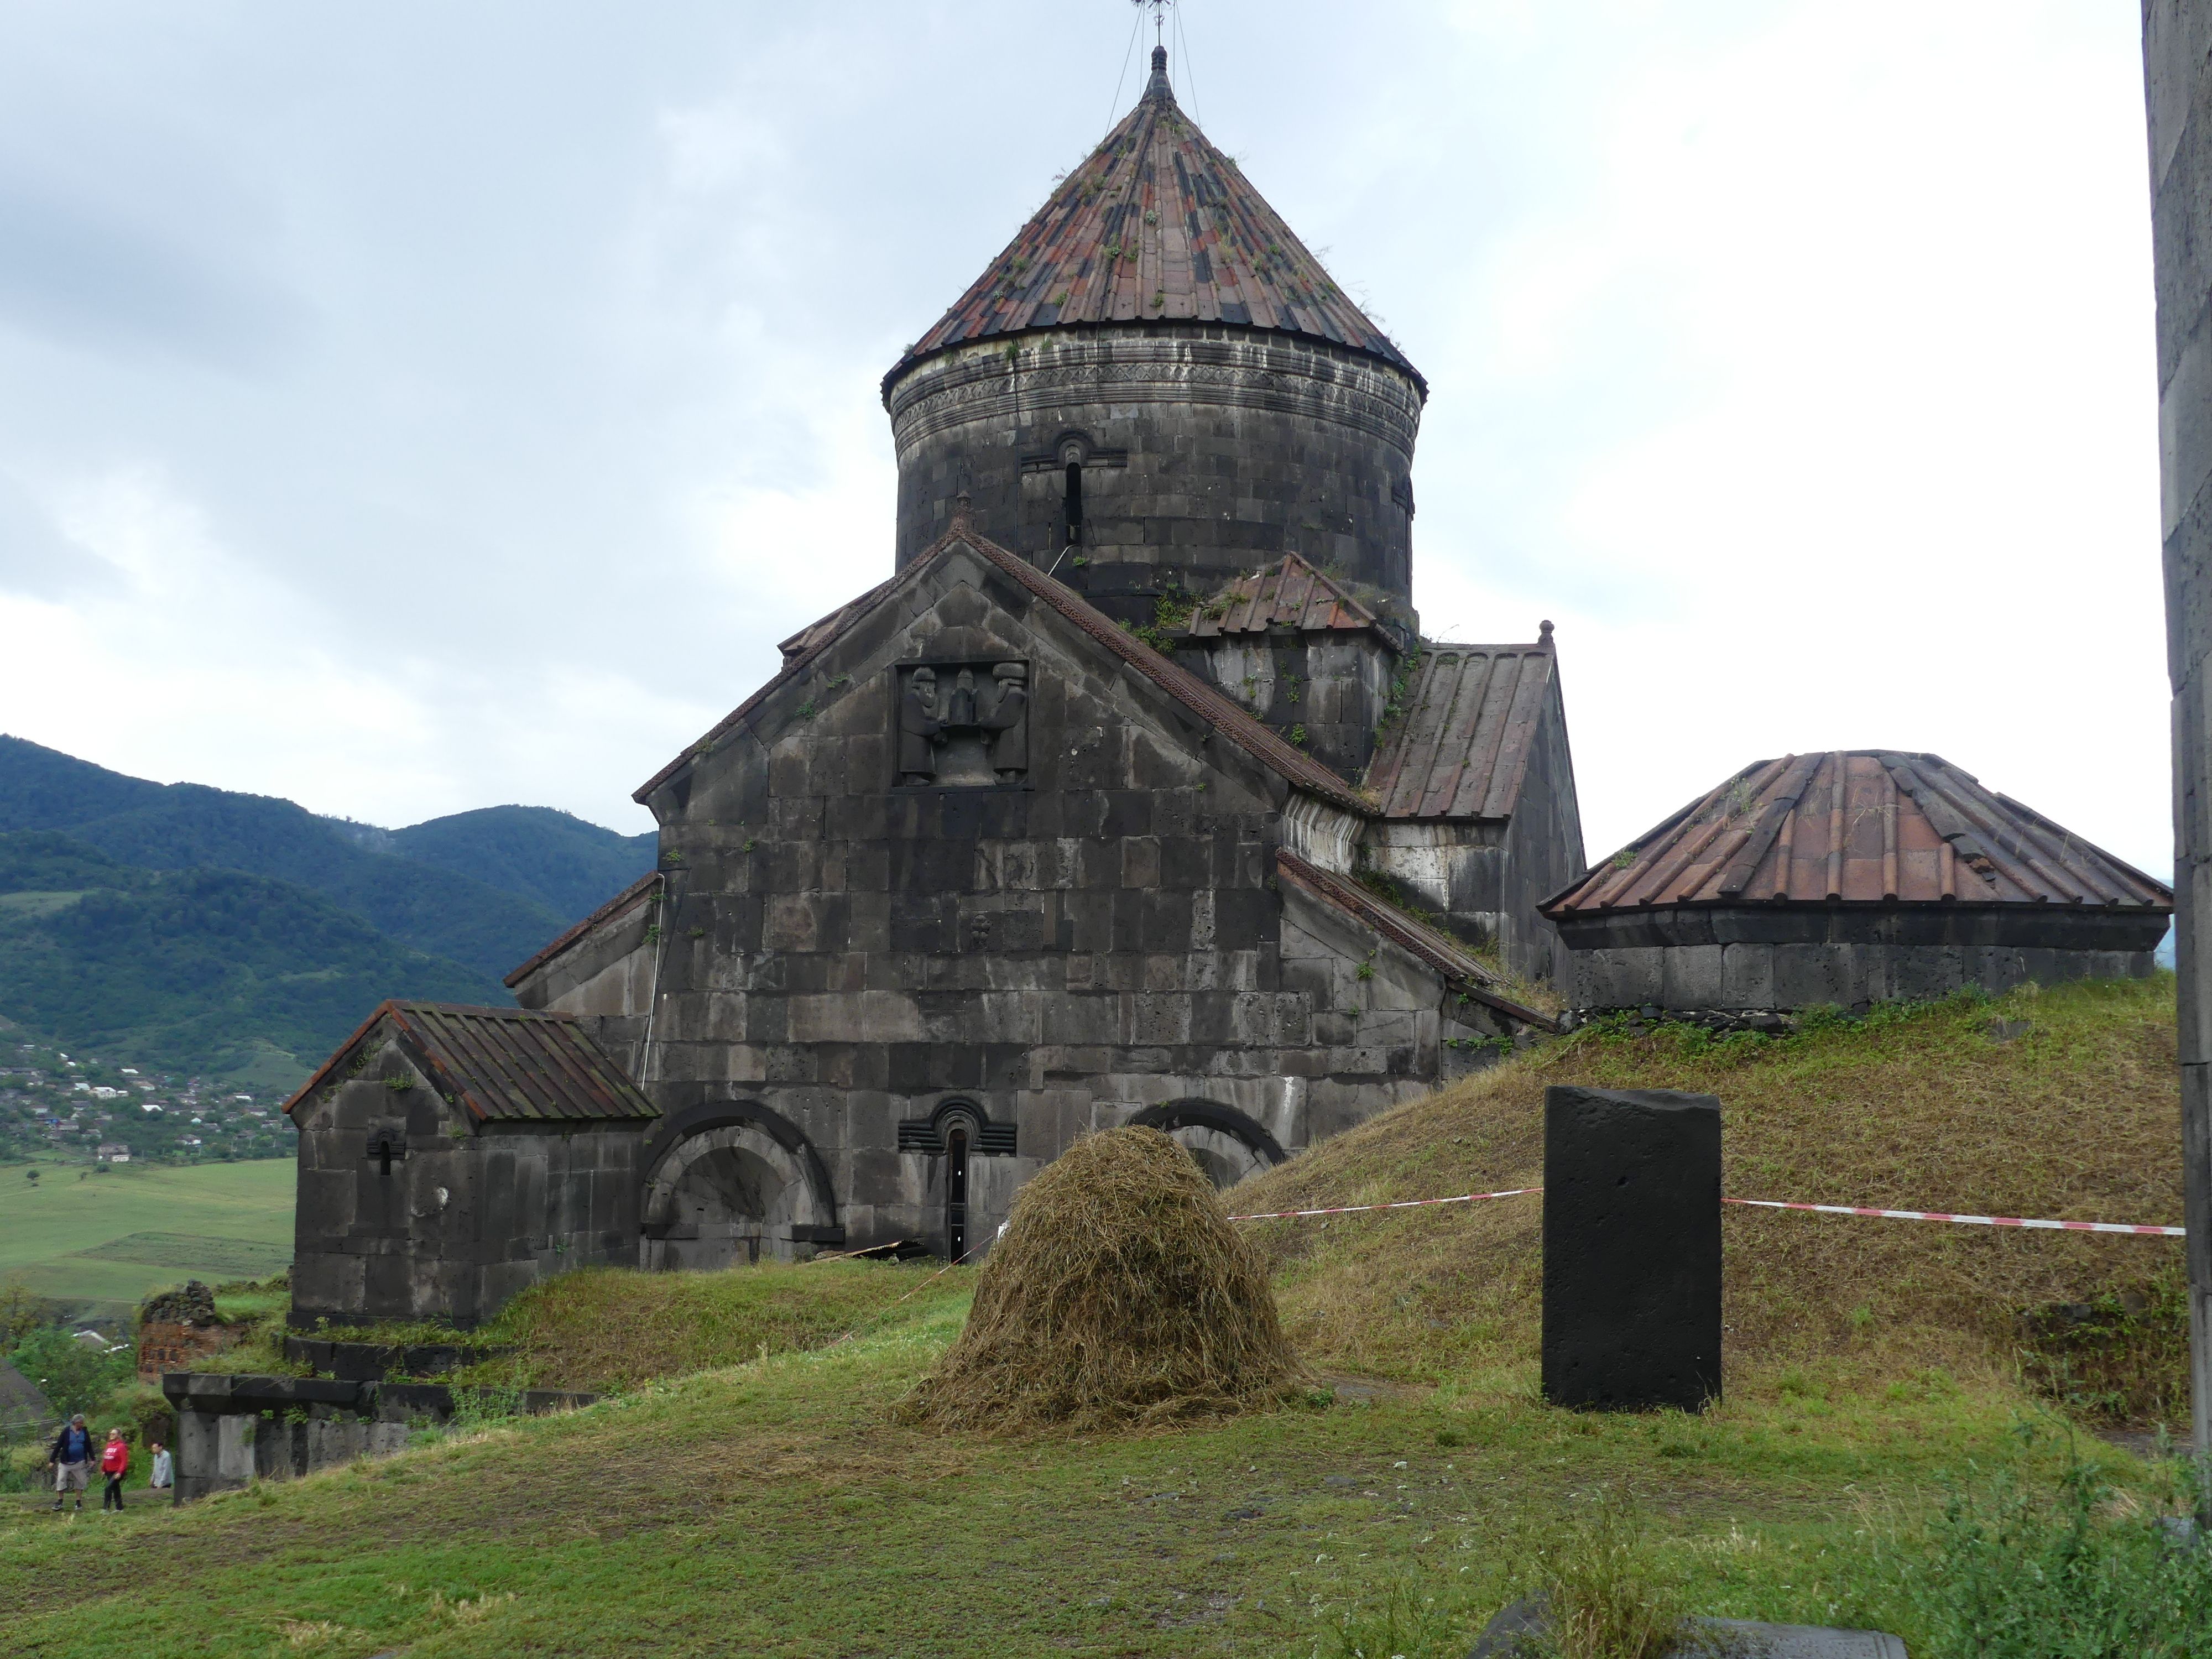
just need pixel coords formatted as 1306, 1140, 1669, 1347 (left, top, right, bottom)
884, 48, 1421, 394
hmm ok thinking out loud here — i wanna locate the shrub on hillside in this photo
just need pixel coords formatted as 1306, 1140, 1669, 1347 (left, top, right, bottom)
1860, 1436, 2212, 1657
7, 1327, 133, 1420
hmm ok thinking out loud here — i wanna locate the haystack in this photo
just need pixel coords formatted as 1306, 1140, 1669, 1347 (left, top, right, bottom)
899, 1125, 1307, 1432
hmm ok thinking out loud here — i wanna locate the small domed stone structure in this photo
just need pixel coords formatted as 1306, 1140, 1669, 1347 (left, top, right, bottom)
1540, 751, 2171, 1021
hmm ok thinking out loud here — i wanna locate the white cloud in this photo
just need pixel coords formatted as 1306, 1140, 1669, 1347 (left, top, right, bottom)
0, 0, 2172, 878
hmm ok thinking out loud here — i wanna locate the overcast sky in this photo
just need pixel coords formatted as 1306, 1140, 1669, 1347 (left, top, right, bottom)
0, 1, 2167, 873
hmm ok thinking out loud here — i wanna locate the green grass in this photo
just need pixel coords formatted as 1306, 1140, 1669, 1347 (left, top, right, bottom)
1242, 978, 2189, 1416
0, 1157, 293, 1313
0, 1288, 2194, 1657
0, 979, 2197, 1654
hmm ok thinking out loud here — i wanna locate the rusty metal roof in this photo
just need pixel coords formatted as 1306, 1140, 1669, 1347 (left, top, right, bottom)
503, 870, 661, 990
1274, 849, 1558, 1030
1542, 752, 2174, 917
1363, 633, 1559, 820
883, 48, 1421, 395
283, 1002, 659, 1125
635, 513, 1376, 817
1186, 553, 1380, 637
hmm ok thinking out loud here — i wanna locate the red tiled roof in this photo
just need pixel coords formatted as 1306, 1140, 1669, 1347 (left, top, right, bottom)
504, 870, 661, 989
1541, 752, 2174, 917
1274, 849, 1559, 1031
1363, 633, 1559, 820
883, 48, 1421, 395
283, 1003, 659, 1124
1186, 554, 1380, 637
633, 515, 1376, 817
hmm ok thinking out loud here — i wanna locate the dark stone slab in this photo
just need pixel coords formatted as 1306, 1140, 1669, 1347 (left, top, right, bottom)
1470, 1598, 1908, 1657
282, 1337, 514, 1382
161, 1373, 367, 1409
1542, 1086, 1721, 1412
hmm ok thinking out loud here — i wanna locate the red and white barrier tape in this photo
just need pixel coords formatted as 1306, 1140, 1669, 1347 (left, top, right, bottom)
1227, 1186, 2185, 1237
1226, 1186, 1541, 1223
1722, 1197, 2186, 1237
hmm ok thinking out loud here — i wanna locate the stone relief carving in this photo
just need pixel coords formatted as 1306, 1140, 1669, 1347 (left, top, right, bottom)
898, 661, 1030, 787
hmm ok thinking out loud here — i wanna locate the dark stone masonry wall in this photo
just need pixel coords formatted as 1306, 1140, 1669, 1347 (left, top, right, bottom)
290, 1046, 644, 1329
1191, 630, 1398, 784
1556, 905, 2165, 1018
885, 326, 1425, 624
629, 542, 1512, 1256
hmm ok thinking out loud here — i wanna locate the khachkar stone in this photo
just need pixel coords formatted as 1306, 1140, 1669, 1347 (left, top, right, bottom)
1541, 1085, 1721, 1412
878, 46, 1426, 628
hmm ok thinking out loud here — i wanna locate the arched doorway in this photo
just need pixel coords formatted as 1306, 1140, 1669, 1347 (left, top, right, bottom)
896, 1099, 1019, 1261
639, 1105, 839, 1269
1125, 1100, 1285, 1190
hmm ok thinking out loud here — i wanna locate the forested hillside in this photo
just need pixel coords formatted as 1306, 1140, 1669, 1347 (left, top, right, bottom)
0, 832, 500, 1081
0, 737, 656, 1093
387, 806, 656, 919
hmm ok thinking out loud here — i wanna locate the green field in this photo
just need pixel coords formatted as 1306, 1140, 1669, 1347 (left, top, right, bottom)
0, 1157, 294, 1312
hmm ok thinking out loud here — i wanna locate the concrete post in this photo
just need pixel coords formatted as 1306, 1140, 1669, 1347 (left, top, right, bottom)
1541, 1086, 1723, 1412
2142, 0, 2212, 1504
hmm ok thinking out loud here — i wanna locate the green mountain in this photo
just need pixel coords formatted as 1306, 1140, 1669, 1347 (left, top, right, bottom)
387, 806, 656, 920
0, 831, 500, 1081
0, 737, 660, 1091
0, 735, 166, 831
0, 738, 653, 980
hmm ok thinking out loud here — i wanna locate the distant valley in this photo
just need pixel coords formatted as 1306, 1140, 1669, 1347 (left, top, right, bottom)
0, 735, 655, 1093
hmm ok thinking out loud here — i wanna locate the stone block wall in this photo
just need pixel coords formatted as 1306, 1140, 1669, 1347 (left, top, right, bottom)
1195, 631, 1397, 782
290, 1040, 645, 1328
885, 327, 1423, 624
1557, 905, 2166, 1018
630, 544, 1519, 1256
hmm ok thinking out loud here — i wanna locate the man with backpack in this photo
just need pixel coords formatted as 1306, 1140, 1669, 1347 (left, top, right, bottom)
48, 1414, 95, 1512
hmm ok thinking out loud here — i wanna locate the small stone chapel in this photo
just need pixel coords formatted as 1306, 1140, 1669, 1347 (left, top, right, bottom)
502, 48, 1588, 1263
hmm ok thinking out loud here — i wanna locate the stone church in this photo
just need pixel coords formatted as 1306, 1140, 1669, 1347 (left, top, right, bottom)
500, 49, 1588, 1265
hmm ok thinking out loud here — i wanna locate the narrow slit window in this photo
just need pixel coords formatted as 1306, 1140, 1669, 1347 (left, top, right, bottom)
1063, 462, 1083, 547
945, 1126, 971, 1262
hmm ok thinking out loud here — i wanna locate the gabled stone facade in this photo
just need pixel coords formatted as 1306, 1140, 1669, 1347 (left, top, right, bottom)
489, 50, 1590, 1270
284, 1003, 656, 1327
510, 523, 1566, 1261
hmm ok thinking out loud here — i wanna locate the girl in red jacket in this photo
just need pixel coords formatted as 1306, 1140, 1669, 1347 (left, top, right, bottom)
99, 1429, 128, 1512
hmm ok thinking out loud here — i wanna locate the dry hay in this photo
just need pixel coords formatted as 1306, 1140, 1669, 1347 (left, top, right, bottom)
899, 1125, 1307, 1433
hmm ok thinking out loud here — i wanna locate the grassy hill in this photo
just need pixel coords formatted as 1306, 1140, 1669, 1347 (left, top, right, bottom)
0, 1156, 294, 1314
0, 980, 2195, 1657
1238, 975, 2188, 1416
